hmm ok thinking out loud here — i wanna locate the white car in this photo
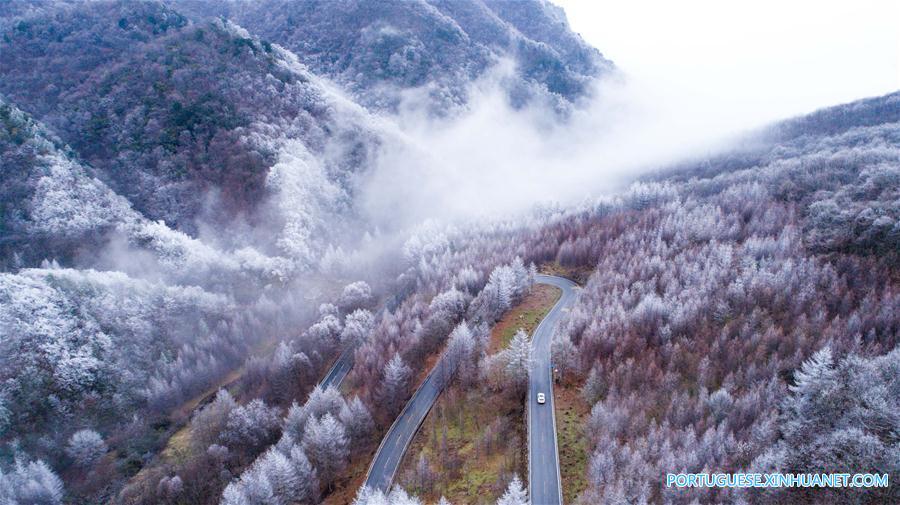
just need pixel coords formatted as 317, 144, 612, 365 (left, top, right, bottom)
537, 393, 546, 404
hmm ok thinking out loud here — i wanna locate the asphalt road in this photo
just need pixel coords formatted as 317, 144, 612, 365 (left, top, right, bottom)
529, 274, 578, 505
319, 307, 387, 390
320, 344, 355, 390
364, 355, 452, 491
363, 275, 577, 499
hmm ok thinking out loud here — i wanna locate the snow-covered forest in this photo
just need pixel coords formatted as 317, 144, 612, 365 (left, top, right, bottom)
1, 1, 897, 504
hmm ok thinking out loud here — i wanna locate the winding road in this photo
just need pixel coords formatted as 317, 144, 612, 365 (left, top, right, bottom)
364, 348, 454, 491
528, 274, 578, 505
319, 344, 355, 389
364, 275, 578, 501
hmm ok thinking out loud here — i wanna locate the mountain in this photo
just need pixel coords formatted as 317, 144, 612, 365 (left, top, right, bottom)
0, 0, 382, 250
173, 0, 614, 114
658, 91, 900, 257
547, 91, 900, 504
0, 100, 137, 266
0, 1, 897, 504
0, 0, 612, 270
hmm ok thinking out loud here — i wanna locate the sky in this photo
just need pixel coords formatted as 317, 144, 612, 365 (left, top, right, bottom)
556, 0, 900, 128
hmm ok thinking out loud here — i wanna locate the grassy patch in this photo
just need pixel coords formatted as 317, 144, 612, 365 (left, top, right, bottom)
555, 386, 589, 503
489, 284, 561, 353
397, 387, 525, 504
392, 284, 566, 503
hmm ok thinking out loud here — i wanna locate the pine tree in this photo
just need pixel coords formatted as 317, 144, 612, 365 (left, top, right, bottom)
302, 413, 349, 487
339, 396, 374, 448
262, 448, 302, 505
380, 353, 412, 414
445, 322, 475, 383
497, 475, 527, 505
283, 386, 345, 442
289, 445, 319, 504
503, 330, 533, 393
0, 458, 64, 505
783, 346, 836, 443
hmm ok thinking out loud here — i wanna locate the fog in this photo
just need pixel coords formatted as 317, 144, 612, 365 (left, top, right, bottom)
355, 0, 899, 232
558, 0, 900, 126
359, 62, 742, 231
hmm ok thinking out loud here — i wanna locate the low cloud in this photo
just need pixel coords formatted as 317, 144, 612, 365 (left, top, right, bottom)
358, 61, 745, 232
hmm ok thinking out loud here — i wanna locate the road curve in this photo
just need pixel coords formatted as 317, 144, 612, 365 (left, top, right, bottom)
320, 344, 354, 390
364, 354, 452, 491
529, 274, 578, 505
363, 275, 577, 497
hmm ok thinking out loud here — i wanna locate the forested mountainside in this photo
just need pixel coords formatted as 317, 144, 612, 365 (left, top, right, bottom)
0, 102, 322, 505
0, 0, 897, 503
173, 0, 613, 114
0, 1, 613, 502
660, 91, 900, 257
48, 89, 897, 505
325, 92, 899, 505
352, 92, 899, 505
546, 92, 900, 504
1, 0, 382, 242
0, 101, 135, 265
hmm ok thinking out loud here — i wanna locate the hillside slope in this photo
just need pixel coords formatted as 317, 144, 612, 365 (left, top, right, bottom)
1, 0, 382, 252
174, 0, 614, 114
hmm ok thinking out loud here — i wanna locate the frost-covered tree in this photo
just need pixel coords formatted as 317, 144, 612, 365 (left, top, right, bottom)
338, 281, 373, 311
497, 475, 527, 505
444, 322, 477, 386
751, 347, 900, 503
503, 330, 533, 394
65, 429, 107, 468
283, 386, 346, 442
551, 333, 578, 382
453, 266, 481, 294
288, 445, 319, 504
220, 399, 280, 451
308, 313, 344, 342
387, 487, 424, 505
706, 388, 733, 423
319, 303, 339, 318
466, 260, 532, 324
0, 458, 64, 505
339, 396, 375, 449
262, 449, 302, 505
351, 485, 424, 505
192, 389, 238, 449
302, 413, 349, 487
221, 444, 319, 505
428, 288, 468, 322
415, 287, 469, 360
341, 309, 376, 346
379, 353, 412, 415
269, 342, 314, 402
